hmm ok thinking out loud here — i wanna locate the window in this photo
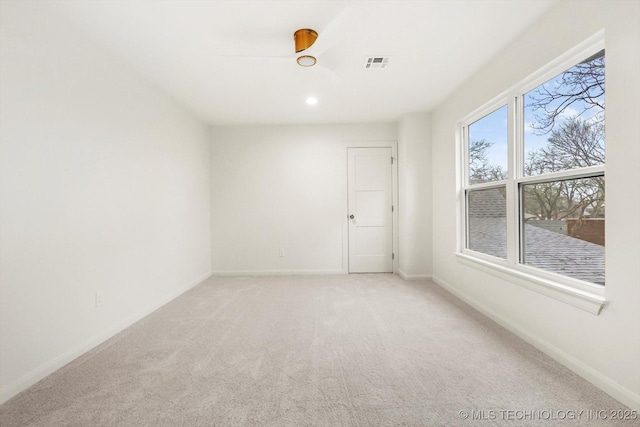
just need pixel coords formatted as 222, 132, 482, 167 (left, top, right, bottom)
459, 39, 605, 296
465, 105, 508, 259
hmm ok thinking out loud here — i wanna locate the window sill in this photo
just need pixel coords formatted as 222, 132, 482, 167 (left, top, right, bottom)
454, 252, 607, 315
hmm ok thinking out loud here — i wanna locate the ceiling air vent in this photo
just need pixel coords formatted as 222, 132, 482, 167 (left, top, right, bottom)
364, 57, 390, 69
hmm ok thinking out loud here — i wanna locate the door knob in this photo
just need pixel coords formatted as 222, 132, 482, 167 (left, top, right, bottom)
349, 214, 355, 219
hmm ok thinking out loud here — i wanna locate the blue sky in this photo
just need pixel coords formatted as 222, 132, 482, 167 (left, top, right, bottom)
468, 105, 508, 171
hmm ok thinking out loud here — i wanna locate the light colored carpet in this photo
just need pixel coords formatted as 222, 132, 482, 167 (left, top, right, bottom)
0, 274, 632, 426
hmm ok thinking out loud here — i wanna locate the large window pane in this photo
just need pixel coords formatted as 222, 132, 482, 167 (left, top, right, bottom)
468, 105, 508, 184
467, 187, 507, 259
522, 176, 605, 285
524, 51, 605, 176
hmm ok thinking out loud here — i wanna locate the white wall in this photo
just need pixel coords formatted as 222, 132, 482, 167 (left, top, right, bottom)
210, 124, 397, 274
431, 0, 640, 409
0, 2, 211, 403
398, 113, 432, 279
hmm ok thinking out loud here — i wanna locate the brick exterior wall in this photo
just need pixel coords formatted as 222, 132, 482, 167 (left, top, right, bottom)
567, 219, 605, 246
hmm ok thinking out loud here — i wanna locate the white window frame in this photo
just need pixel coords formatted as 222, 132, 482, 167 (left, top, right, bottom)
456, 32, 607, 315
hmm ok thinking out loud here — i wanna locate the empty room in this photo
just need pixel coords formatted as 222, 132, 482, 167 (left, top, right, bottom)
1, 0, 639, 425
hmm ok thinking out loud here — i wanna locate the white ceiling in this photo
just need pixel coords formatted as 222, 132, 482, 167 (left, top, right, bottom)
46, 0, 558, 125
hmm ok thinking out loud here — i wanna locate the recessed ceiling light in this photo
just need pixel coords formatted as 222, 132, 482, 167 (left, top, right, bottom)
305, 97, 318, 105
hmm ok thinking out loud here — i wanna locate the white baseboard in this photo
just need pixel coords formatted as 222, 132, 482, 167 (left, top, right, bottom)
431, 274, 640, 411
398, 269, 432, 281
0, 272, 212, 405
210, 269, 345, 276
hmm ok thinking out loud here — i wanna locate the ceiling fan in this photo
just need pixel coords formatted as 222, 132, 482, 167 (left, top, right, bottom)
222, 7, 363, 80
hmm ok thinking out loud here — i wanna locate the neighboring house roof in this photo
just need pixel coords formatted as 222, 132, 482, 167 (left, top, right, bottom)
467, 189, 605, 285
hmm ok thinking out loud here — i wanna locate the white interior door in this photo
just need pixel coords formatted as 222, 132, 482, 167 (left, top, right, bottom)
348, 147, 393, 273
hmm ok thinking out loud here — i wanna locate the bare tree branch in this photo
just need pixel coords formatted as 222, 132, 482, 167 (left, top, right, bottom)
468, 139, 506, 183
527, 50, 604, 135
522, 118, 604, 220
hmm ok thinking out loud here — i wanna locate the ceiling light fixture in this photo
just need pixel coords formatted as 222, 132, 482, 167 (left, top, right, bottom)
294, 28, 318, 67
305, 97, 318, 105
297, 55, 316, 67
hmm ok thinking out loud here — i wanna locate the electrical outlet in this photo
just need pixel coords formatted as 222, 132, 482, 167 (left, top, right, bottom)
95, 291, 104, 307
279, 248, 285, 257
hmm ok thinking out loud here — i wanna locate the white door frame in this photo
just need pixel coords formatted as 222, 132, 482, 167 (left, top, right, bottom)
342, 141, 398, 274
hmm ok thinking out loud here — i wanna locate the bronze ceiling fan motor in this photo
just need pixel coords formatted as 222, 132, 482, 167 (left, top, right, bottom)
294, 28, 318, 52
